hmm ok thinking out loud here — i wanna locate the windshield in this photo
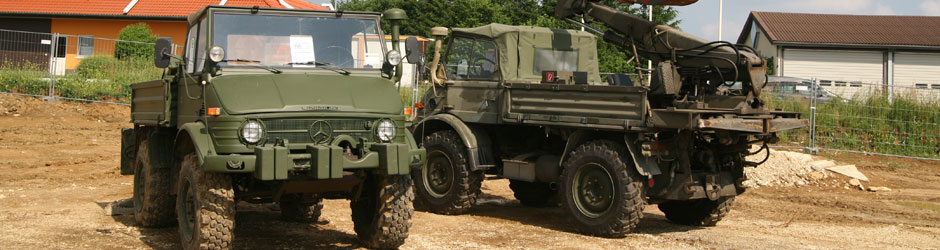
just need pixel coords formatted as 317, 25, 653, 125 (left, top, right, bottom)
212, 13, 385, 69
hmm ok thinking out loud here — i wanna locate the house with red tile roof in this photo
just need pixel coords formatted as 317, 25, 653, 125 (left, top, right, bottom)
737, 11, 940, 97
0, 0, 328, 71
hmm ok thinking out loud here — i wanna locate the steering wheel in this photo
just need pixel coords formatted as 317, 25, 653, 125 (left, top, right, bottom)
469, 57, 498, 78
320, 45, 355, 68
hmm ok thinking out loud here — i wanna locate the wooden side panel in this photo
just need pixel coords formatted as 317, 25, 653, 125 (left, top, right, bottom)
502, 83, 647, 129
131, 80, 167, 125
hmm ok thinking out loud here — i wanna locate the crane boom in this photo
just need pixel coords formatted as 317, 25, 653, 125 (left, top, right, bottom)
556, 0, 766, 106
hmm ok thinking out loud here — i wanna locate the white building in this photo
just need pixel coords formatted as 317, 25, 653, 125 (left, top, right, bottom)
738, 12, 940, 99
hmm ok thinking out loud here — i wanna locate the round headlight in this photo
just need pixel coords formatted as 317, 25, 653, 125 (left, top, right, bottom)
375, 120, 397, 142
241, 120, 264, 144
209, 46, 225, 63
386, 50, 402, 66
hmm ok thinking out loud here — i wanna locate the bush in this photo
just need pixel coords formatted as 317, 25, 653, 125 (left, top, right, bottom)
115, 23, 157, 59
0, 62, 49, 95
76, 56, 119, 78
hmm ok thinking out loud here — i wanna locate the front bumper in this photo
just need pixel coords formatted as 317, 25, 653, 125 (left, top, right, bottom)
203, 143, 426, 181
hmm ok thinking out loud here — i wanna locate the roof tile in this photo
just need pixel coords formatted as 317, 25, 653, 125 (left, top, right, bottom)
0, 0, 327, 18
753, 11, 940, 47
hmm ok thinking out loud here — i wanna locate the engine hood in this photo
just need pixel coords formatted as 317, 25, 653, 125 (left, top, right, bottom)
210, 73, 402, 115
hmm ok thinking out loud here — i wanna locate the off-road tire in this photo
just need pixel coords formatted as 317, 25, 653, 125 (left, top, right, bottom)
560, 140, 645, 238
176, 153, 235, 250
658, 197, 735, 227
133, 140, 176, 227
351, 174, 415, 249
413, 130, 484, 215
280, 194, 324, 223
508, 179, 556, 207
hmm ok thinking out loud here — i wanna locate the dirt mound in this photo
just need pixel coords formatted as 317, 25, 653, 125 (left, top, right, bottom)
743, 147, 832, 187
0, 94, 127, 122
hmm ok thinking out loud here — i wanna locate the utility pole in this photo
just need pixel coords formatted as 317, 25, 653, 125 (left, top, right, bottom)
718, 0, 723, 40
647, 5, 653, 86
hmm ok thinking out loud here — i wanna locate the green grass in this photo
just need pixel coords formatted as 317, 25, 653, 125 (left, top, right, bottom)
896, 201, 940, 214
0, 56, 161, 102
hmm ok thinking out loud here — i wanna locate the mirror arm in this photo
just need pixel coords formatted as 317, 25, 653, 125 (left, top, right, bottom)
429, 27, 448, 86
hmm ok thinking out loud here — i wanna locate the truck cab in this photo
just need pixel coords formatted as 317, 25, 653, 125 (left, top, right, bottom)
122, 6, 424, 249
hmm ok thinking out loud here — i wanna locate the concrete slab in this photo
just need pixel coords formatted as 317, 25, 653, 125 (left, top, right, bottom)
827, 165, 870, 182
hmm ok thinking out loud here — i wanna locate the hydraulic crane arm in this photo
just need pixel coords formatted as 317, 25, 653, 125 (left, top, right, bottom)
555, 0, 766, 100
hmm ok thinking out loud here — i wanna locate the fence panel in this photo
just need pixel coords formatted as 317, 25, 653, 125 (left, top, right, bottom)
770, 78, 940, 161
1, 28, 181, 105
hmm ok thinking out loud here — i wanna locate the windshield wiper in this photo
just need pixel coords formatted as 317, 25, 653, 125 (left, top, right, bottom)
286, 61, 350, 76
220, 59, 282, 74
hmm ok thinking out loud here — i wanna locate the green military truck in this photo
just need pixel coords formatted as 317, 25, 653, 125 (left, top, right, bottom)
409, 24, 806, 237
120, 6, 425, 249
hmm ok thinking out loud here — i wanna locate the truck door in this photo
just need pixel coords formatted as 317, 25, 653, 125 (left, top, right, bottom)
441, 36, 501, 123
178, 19, 208, 125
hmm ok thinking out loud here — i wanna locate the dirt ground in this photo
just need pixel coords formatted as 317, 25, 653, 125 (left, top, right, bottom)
1, 94, 939, 249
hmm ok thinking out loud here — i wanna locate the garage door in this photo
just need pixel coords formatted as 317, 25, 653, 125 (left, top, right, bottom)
895, 52, 940, 89
783, 49, 884, 98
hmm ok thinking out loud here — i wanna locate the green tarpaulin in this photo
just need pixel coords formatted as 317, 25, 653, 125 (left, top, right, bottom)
452, 23, 602, 84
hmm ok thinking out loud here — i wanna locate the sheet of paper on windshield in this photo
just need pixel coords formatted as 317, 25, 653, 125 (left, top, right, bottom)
290, 35, 315, 67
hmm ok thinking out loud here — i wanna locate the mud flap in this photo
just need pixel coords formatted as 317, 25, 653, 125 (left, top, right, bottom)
623, 133, 662, 177
704, 174, 721, 201
120, 128, 136, 175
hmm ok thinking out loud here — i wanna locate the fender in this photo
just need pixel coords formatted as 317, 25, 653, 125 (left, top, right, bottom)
412, 113, 494, 171
176, 122, 217, 166
558, 130, 594, 166
559, 130, 660, 178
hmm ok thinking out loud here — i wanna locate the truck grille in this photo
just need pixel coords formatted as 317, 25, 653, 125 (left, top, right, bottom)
262, 119, 374, 144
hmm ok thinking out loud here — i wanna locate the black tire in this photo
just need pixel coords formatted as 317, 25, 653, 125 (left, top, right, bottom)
176, 153, 235, 250
351, 174, 415, 249
658, 197, 735, 227
133, 140, 176, 227
413, 130, 484, 215
280, 194, 324, 223
560, 140, 645, 238
508, 179, 556, 207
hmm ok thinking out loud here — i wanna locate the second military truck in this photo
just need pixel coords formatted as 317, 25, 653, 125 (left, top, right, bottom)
121, 6, 425, 249
409, 23, 806, 237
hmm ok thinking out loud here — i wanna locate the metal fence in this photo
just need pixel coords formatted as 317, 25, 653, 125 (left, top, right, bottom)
766, 78, 940, 161
0, 28, 181, 105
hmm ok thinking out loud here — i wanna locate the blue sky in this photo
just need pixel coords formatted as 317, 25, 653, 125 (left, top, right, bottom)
673, 0, 940, 41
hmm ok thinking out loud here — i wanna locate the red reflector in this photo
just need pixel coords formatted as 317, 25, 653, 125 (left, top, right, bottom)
207, 107, 221, 116
648, 178, 655, 187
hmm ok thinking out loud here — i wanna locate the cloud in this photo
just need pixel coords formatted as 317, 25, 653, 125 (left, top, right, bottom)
700, 20, 741, 41
922, 0, 940, 15
770, 0, 873, 13
873, 5, 897, 15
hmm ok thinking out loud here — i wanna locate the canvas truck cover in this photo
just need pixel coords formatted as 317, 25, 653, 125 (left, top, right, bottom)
451, 23, 602, 84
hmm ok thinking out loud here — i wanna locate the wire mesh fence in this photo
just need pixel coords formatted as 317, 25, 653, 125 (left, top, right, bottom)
764, 77, 940, 161
0, 28, 181, 105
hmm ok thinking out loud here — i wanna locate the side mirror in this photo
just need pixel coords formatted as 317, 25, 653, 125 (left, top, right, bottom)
154, 37, 172, 68
405, 37, 423, 64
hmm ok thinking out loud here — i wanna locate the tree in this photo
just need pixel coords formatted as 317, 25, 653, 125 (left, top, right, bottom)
114, 23, 157, 59
339, 0, 682, 74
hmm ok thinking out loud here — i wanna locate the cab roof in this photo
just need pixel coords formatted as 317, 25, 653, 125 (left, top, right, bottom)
187, 5, 381, 25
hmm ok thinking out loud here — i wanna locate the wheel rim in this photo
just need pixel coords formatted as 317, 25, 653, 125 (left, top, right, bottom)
423, 150, 454, 198
572, 163, 615, 218
179, 180, 196, 242
133, 162, 145, 213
